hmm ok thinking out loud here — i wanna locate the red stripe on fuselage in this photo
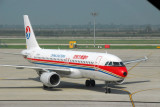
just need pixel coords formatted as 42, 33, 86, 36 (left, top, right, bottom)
27, 58, 127, 78
27, 58, 94, 67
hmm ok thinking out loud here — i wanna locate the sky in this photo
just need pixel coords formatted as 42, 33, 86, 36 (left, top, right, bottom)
0, 0, 160, 25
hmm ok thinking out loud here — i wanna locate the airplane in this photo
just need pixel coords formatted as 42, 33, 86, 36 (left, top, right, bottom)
0, 15, 148, 93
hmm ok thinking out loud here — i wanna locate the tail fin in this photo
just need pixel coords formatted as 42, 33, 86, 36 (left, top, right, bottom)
23, 15, 40, 50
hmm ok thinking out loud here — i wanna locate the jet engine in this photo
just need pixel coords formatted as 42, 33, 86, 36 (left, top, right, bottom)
115, 79, 125, 85
40, 72, 60, 87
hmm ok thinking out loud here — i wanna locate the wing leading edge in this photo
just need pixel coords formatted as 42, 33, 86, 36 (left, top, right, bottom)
123, 56, 148, 65
0, 64, 71, 75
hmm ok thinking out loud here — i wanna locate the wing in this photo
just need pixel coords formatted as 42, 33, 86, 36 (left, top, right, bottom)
123, 56, 148, 65
0, 64, 71, 75
0, 52, 21, 55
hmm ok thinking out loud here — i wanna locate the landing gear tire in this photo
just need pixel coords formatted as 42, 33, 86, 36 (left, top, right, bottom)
90, 80, 95, 87
105, 88, 108, 93
108, 88, 111, 93
105, 88, 111, 93
85, 80, 90, 87
85, 79, 95, 87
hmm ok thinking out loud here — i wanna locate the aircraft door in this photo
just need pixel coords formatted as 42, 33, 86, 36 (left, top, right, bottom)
92, 56, 102, 79
95, 56, 102, 67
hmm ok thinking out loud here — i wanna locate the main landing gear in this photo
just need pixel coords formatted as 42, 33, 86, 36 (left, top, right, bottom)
85, 79, 95, 87
85, 80, 111, 93
105, 81, 111, 93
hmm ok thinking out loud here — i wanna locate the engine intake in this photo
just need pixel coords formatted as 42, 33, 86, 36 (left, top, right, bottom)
40, 72, 60, 87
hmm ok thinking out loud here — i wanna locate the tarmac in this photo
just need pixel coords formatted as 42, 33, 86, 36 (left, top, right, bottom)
0, 49, 160, 107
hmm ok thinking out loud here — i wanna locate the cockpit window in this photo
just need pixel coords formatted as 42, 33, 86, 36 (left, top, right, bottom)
113, 62, 120, 66
120, 62, 125, 66
105, 61, 109, 66
108, 62, 113, 66
105, 61, 125, 67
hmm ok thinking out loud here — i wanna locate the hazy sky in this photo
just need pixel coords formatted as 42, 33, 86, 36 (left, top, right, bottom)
0, 0, 160, 25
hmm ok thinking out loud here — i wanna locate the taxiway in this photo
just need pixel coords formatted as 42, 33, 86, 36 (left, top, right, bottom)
0, 49, 159, 107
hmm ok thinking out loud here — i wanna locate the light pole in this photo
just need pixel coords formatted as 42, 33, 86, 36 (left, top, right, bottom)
91, 12, 98, 47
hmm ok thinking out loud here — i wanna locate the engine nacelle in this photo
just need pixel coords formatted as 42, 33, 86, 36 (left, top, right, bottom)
40, 72, 60, 87
115, 79, 125, 85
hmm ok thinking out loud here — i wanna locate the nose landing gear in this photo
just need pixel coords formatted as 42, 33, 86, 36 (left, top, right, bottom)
105, 81, 111, 93
85, 80, 111, 93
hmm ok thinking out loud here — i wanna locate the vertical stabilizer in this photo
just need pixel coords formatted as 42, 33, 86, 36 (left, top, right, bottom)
23, 15, 40, 50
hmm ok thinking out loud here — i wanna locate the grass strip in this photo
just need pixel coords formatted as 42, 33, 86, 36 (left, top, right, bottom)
0, 45, 158, 49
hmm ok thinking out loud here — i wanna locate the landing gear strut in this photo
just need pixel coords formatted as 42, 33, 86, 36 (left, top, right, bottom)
85, 79, 95, 87
43, 85, 48, 89
43, 85, 52, 89
105, 81, 111, 93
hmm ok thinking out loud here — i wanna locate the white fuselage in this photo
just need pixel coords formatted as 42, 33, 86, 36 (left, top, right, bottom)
22, 49, 127, 82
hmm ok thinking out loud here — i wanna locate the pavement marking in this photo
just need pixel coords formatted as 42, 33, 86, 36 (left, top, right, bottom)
128, 62, 141, 72
128, 52, 153, 72
126, 76, 135, 79
120, 89, 135, 107
110, 87, 135, 107
117, 88, 160, 107
0, 78, 5, 80
122, 53, 159, 107
127, 52, 153, 79
132, 88, 160, 95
